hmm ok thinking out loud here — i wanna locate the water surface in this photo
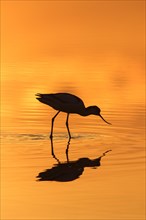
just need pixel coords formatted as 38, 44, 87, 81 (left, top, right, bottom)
1, 57, 145, 219
1, 1, 145, 219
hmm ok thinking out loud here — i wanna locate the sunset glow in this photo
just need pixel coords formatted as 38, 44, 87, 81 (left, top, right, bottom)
1, 1, 145, 220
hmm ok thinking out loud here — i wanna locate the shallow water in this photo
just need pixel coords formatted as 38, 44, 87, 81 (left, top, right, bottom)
1, 1, 145, 220
1, 59, 145, 220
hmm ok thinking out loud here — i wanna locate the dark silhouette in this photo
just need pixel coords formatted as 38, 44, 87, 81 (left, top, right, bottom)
37, 138, 111, 182
50, 137, 71, 163
36, 93, 111, 139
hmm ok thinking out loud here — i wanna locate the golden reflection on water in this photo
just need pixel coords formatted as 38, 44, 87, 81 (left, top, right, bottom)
1, 55, 145, 129
1, 52, 145, 220
1, 1, 145, 220
1, 63, 145, 219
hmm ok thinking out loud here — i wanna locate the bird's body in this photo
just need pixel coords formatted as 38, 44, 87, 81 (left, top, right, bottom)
36, 93, 111, 139
36, 93, 86, 115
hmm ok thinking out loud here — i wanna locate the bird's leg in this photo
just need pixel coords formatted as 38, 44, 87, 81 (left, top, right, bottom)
66, 113, 71, 139
66, 138, 71, 163
50, 111, 60, 139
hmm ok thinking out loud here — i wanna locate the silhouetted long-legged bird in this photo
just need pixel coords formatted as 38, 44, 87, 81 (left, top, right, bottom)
36, 93, 111, 139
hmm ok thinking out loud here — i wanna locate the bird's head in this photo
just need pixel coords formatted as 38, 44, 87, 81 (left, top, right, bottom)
86, 106, 111, 125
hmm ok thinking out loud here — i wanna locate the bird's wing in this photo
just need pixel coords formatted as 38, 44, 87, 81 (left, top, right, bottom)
51, 93, 85, 106
36, 93, 86, 113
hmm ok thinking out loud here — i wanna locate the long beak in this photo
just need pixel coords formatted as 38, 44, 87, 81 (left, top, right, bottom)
99, 114, 111, 125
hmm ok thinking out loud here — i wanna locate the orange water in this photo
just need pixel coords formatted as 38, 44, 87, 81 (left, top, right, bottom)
1, 1, 145, 220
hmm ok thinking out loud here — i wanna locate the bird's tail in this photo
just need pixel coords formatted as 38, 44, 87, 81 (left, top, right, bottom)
35, 93, 42, 97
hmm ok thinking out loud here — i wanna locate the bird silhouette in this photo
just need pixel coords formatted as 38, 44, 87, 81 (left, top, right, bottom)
36, 93, 111, 138
36, 148, 111, 182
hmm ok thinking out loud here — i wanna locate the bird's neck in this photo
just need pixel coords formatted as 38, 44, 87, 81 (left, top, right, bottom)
79, 107, 92, 116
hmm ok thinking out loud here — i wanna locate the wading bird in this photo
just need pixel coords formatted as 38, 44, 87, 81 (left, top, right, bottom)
36, 93, 111, 139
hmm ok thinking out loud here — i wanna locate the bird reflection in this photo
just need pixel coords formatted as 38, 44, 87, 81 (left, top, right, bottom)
37, 139, 111, 182
50, 137, 71, 163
